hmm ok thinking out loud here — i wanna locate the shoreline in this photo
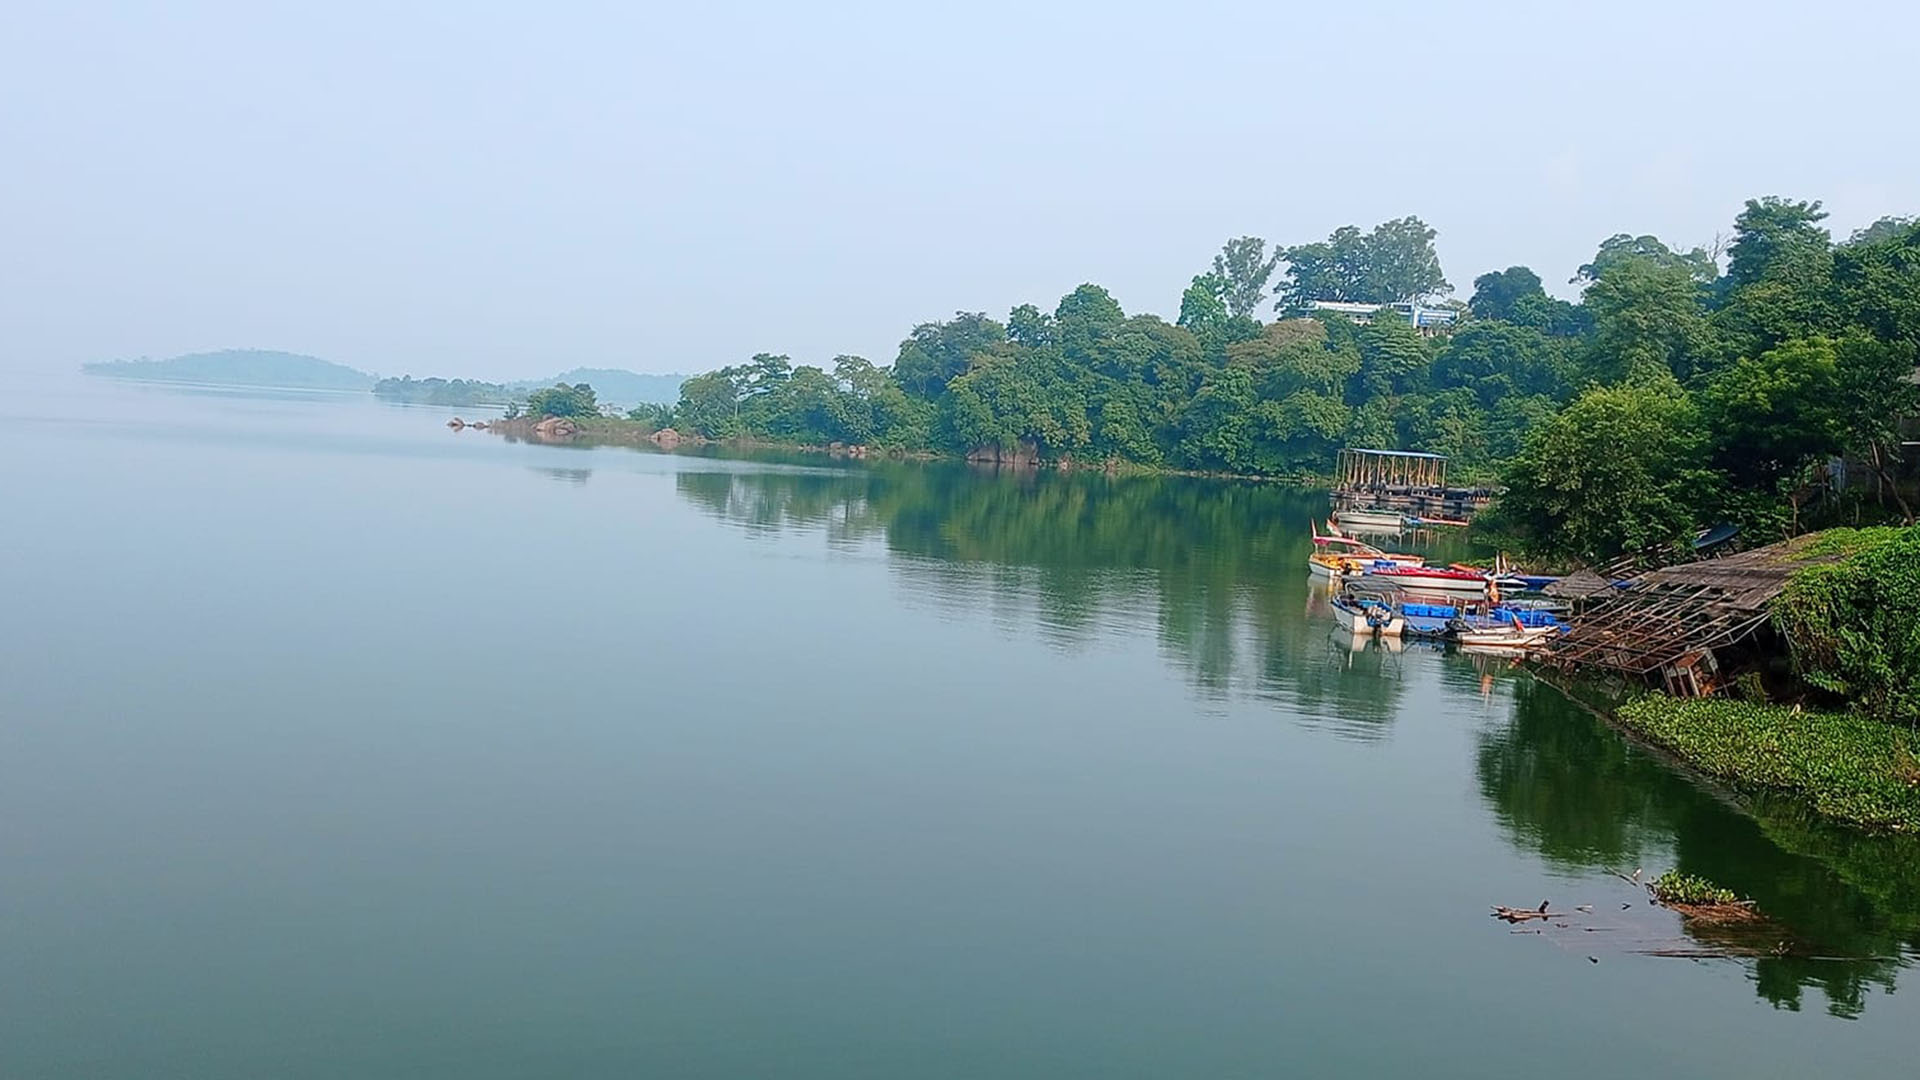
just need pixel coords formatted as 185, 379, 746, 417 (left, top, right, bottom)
1534, 671, 1920, 834
1614, 695, 1920, 833
475, 414, 1338, 485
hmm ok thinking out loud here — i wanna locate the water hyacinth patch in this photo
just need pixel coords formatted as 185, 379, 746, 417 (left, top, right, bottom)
1616, 695, 1920, 832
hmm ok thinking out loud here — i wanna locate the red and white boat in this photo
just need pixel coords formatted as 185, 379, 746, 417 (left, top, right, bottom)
1310, 522, 1423, 567
1361, 563, 1490, 597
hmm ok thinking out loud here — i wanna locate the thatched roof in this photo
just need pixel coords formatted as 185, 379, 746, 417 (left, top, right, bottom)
1542, 535, 1855, 677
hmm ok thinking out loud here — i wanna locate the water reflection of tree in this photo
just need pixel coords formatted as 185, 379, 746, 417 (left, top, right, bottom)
671, 463, 1412, 733
1478, 679, 1920, 1017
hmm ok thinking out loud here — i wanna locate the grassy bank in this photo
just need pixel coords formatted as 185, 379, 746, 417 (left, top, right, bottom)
1616, 695, 1920, 832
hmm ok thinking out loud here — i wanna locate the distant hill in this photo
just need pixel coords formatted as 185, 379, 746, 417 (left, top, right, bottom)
84, 350, 375, 391
510, 367, 685, 405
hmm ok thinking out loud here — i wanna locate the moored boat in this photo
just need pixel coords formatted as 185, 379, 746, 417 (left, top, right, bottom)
1333, 508, 1405, 531
1363, 564, 1490, 597
1329, 593, 1372, 633
1311, 524, 1424, 566
1309, 551, 1370, 579
1449, 608, 1566, 650
1331, 589, 1401, 636
1451, 621, 1562, 650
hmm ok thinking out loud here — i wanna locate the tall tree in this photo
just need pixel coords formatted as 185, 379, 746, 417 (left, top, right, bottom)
1277, 217, 1448, 311
892, 312, 1006, 398
1848, 216, 1917, 247
1573, 234, 1717, 287
1725, 197, 1830, 290
1698, 337, 1849, 489
1580, 252, 1716, 382
1177, 272, 1229, 335
1468, 266, 1546, 322
1832, 218, 1920, 350
1006, 303, 1054, 348
1211, 236, 1279, 319
1053, 283, 1126, 355
1360, 216, 1450, 303
1432, 322, 1570, 406
1493, 376, 1714, 564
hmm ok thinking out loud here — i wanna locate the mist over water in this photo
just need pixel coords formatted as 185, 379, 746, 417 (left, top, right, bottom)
2, 373, 1916, 1078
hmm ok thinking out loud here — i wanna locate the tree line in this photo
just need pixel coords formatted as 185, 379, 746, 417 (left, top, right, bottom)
546, 201, 1919, 565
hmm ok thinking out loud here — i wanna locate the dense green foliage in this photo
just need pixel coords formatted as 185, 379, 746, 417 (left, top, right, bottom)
524, 382, 602, 419
84, 350, 374, 390
1485, 377, 1715, 564
372, 376, 515, 406
1616, 695, 1920, 831
1774, 526, 1920, 725
510, 368, 685, 405
1652, 870, 1740, 906
637, 203, 1919, 560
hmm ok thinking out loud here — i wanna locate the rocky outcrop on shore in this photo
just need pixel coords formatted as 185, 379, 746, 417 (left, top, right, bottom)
965, 440, 1042, 468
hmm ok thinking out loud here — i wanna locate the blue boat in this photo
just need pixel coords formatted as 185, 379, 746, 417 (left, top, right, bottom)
1455, 606, 1567, 633
1397, 599, 1567, 639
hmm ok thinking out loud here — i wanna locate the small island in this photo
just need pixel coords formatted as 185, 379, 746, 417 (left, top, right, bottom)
83, 349, 375, 390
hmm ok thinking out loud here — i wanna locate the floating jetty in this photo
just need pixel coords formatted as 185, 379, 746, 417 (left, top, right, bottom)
1331, 448, 1493, 523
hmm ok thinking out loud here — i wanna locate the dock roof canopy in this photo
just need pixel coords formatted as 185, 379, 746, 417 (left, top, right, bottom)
1336, 448, 1448, 490
1341, 448, 1447, 460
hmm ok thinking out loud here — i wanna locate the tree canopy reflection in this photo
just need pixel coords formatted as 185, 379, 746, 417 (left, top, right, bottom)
1479, 680, 1920, 1017
673, 462, 1412, 734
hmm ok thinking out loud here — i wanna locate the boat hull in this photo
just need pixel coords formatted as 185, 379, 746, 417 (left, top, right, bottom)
1363, 569, 1488, 596
1330, 599, 1369, 633
1453, 626, 1559, 650
1334, 510, 1405, 531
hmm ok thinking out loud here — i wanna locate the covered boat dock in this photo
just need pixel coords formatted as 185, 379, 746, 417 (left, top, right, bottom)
1332, 448, 1493, 520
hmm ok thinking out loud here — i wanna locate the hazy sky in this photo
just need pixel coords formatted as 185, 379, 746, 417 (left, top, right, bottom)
4, 0, 1917, 380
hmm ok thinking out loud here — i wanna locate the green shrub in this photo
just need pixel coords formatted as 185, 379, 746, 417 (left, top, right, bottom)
1774, 526, 1920, 725
525, 382, 600, 419
1652, 870, 1739, 905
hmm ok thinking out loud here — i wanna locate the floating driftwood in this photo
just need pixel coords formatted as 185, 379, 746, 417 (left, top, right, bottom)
1491, 902, 1569, 923
1489, 869, 1821, 961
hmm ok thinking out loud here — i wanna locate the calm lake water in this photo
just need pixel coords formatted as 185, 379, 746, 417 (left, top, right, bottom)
3, 372, 1918, 1078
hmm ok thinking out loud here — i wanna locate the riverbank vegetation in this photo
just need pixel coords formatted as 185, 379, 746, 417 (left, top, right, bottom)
372, 375, 516, 407
1615, 696, 1920, 832
1773, 526, 1920, 726
1652, 870, 1740, 906
514, 199, 1918, 566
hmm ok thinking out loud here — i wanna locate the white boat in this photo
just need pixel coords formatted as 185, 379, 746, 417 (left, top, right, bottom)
1330, 595, 1372, 633
1452, 618, 1561, 650
1334, 508, 1405, 531
1332, 591, 1402, 636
